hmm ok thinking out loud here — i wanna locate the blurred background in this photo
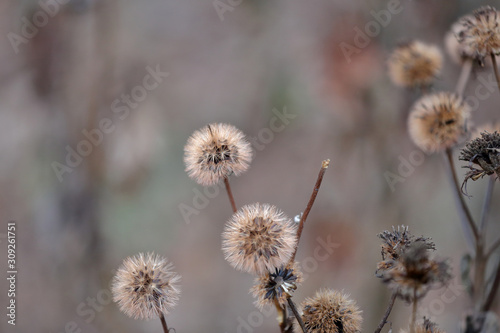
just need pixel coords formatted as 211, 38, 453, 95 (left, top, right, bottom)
1, 0, 499, 332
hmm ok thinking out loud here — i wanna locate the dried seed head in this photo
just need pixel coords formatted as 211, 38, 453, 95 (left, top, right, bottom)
388, 41, 443, 88
408, 92, 470, 153
400, 318, 446, 333
251, 261, 303, 309
445, 17, 475, 64
111, 253, 181, 320
298, 289, 363, 333
456, 6, 500, 64
459, 131, 500, 191
376, 225, 435, 277
184, 123, 253, 186
222, 203, 297, 275
381, 243, 451, 302
471, 123, 500, 139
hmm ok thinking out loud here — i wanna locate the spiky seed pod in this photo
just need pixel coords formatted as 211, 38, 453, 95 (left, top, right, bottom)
381, 243, 451, 302
222, 203, 297, 275
456, 6, 500, 64
408, 92, 470, 153
184, 123, 253, 186
387, 41, 443, 88
251, 261, 303, 309
400, 318, 446, 333
376, 225, 435, 277
459, 131, 500, 191
111, 253, 181, 320
298, 289, 363, 333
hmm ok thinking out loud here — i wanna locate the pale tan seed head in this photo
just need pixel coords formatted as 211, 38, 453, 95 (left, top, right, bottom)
388, 41, 443, 88
251, 261, 303, 309
408, 92, 470, 153
111, 253, 181, 320
184, 123, 253, 186
298, 289, 363, 333
222, 203, 297, 275
456, 6, 500, 63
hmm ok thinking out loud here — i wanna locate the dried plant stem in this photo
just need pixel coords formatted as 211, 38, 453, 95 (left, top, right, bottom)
275, 299, 288, 333
474, 243, 486, 309
480, 175, 495, 233
160, 313, 169, 333
410, 289, 417, 333
443, 149, 479, 246
374, 292, 397, 333
455, 59, 473, 96
288, 298, 308, 333
290, 159, 330, 262
483, 260, 500, 311
491, 53, 500, 92
487, 238, 500, 259
224, 177, 237, 213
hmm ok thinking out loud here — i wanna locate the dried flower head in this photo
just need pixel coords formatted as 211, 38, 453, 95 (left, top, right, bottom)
184, 123, 252, 186
251, 261, 303, 309
381, 243, 451, 302
111, 253, 181, 320
408, 92, 470, 153
472, 123, 500, 139
376, 226, 435, 277
456, 6, 500, 63
222, 203, 297, 275
459, 131, 500, 191
298, 289, 363, 333
445, 17, 475, 64
388, 41, 443, 88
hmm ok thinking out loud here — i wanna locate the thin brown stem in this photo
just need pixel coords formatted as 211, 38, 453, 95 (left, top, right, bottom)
160, 313, 169, 333
480, 175, 495, 234
288, 298, 308, 333
224, 177, 237, 213
491, 53, 500, 92
290, 159, 330, 262
410, 290, 417, 333
443, 149, 479, 247
374, 292, 397, 333
455, 59, 473, 96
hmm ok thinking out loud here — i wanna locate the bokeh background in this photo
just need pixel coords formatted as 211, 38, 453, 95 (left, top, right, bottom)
1, 0, 499, 332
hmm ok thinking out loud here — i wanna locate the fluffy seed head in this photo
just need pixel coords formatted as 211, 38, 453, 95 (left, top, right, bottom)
445, 17, 475, 64
381, 243, 451, 302
388, 41, 443, 88
251, 261, 303, 309
408, 92, 470, 153
222, 203, 297, 275
459, 131, 500, 191
298, 289, 363, 333
456, 6, 500, 63
111, 253, 181, 320
184, 123, 252, 186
